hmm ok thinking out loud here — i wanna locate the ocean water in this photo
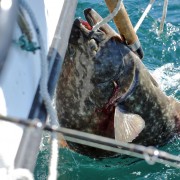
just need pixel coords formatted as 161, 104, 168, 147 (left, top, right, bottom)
34, 0, 180, 179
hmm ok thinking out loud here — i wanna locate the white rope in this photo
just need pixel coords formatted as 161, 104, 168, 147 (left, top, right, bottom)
92, 0, 123, 31
158, 0, 168, 35
134, 0, 155, 32
19, 0, 59, 179
49, 145, 59, 179
0, 168, 34, 180
11, 168, 34, 180
48, 132, 59, 180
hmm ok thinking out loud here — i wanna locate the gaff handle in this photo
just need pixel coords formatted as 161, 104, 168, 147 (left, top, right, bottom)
105, 0, 144, 59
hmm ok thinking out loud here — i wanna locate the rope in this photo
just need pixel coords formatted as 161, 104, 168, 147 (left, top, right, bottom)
134, 0, 155, 32
0, 168, 34, 180
19, 0, 59, 179
11, 168, 34, 180
48, 132, 59, 180
158, 0, 168, 35
92, 0, 155, 33
15, 7, 40, 53
18, 7, 33, 42
92, 0, 123, 31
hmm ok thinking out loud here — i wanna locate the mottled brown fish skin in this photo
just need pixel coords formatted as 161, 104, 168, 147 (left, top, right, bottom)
120, 54, 179, 146
56, 17, 135, 157
56, 9, 180, 158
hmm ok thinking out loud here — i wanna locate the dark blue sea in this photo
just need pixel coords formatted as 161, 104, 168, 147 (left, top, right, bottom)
34, 0, 180, 179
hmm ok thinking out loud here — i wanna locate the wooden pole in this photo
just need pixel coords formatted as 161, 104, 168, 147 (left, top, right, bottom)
104, 0, 144, 59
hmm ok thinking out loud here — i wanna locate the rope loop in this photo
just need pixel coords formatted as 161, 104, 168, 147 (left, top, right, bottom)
92, 0, 123, 31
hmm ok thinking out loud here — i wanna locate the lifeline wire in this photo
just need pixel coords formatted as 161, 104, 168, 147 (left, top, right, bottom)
19, 1, 59, 180
158, 0, 168, 35
1, 115, 180, 169
134, 0, 155, 32
92, 0, 123, 31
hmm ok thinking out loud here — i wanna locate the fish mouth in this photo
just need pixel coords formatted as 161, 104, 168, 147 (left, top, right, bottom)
69, 8, 123, 83
73, 8, 100, 33
73, 8, 99, 30
84, 8, 102, 28
71, 8, 119, 43
69, 13, 93, 45
70, 8, 106, 46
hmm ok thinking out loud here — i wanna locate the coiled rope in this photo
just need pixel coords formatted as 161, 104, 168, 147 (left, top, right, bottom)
19, 0, 59, 180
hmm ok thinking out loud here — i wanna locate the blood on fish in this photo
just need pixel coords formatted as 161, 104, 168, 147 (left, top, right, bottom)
96, 82, 120, 135
104, 81, 121, 109
96, 105, 115, 136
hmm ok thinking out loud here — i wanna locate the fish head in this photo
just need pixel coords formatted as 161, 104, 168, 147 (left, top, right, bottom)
66, 8, 132, 85
68, 12, 107, 60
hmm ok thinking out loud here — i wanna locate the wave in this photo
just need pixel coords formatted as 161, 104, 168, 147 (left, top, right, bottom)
151, 63, 180, 98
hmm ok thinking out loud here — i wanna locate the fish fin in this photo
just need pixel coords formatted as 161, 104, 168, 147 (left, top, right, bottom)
57, 133, 68, 148
114, 107, 145, 142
